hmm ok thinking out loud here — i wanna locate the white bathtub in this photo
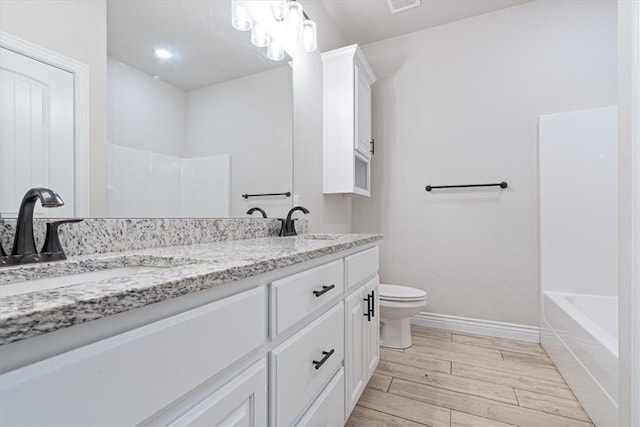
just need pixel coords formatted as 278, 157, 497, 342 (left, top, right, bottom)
541, 291, 618, 427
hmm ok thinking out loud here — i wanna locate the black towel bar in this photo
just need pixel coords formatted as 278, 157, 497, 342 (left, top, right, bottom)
242, 192, 291, 199
425, 182, 508, 191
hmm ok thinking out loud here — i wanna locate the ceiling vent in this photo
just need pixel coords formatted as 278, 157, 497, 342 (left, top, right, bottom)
387, 0, 422, 14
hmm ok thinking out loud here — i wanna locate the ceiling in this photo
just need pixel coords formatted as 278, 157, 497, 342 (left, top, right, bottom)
107, 1, 288, 91
319, 0, 532, 45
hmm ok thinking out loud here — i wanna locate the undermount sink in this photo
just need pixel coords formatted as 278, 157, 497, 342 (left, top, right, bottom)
0, 266, 165, 298
301, 234, 340, 241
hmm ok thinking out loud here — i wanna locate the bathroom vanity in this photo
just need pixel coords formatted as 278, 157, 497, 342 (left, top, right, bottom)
0, 230, 381, 426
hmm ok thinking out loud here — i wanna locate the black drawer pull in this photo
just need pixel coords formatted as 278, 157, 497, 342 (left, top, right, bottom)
312, 349, 335, 370
313, 284, 335, 297
370, 290, 375, 318
364, 293, 372, 321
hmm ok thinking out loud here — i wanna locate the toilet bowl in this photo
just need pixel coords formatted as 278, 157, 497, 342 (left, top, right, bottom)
379, 284, 427, 349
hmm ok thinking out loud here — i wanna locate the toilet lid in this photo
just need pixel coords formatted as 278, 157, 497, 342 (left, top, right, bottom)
379, 284, 427, 302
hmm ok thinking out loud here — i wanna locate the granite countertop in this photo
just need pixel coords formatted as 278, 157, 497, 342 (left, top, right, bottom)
0, 234, 381, 346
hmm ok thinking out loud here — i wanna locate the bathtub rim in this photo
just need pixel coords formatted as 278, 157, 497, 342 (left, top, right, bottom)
544, 290, 618, 358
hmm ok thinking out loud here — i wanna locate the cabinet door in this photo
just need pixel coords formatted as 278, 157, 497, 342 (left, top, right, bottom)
168, 360, 267, 427
345, 289, 366, 415
354, 66, 372, 159
364, 276, 380, 380
296, 368, 345, 427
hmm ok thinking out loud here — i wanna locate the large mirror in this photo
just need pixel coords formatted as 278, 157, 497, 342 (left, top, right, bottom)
106, 0, 293, 219
0, 0, 293, 219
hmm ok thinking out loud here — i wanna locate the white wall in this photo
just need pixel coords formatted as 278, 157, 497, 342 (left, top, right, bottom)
0, 0, 108, 216
617, 1, 640, 424
540, 107, 618, 297
290, 0, 355, 233
352, 0, 617, 326
107, 57, 186, 157
108, 144, 230, 218
186, 67, 293, 218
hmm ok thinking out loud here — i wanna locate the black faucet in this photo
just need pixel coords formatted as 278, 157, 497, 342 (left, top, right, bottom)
247, 207, 268, 218
0, 188, 85, 267
279, 206, 310, 236
41, 219, 84, 261
11, 188, 64, 257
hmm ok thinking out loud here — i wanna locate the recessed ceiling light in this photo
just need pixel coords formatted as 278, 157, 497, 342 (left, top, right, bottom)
387, 0, 422, 14
154, 48, 173, 59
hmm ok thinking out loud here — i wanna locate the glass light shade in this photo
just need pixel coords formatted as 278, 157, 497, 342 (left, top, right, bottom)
301, 20, 317, 52
267, 39, 285, 61
271, 0, 288, 22
232, 1, 252, 31
251, 24, 270, 47
286, 1, 303, 40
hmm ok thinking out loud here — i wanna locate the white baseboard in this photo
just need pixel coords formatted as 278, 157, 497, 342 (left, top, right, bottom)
411, 312, 540, 343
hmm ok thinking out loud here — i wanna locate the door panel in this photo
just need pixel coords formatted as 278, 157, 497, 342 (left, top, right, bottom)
354, 66, 372, 159
167, 360, 267, 427
345, 289, 365, 415
0, 47, 74, 217
365, 276, 380, 380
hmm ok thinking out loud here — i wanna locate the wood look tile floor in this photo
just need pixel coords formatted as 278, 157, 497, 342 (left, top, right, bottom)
346, 325, 593, 427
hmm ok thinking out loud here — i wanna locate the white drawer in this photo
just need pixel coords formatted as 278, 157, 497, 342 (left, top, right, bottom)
345, 247, 379, 289
296, 368, 345, 427
271, 303, 344, 427
167, 359, 267, 427
271, 259, 344, 336
0, 287, 266, 426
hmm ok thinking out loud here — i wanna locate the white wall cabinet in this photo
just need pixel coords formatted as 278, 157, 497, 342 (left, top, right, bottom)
0, 245, 379, 427
322, 44, 376, 197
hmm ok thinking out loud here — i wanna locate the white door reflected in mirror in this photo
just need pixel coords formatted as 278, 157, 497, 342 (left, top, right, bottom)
0, 47, 75, 218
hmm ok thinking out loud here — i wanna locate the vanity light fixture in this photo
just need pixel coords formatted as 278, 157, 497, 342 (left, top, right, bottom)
232, 0, 253, 31
154, 48, 173, 59
271, 0, 288, 22
231, 0, 318, 61
251, 23, 270, 47
267, 39, 285, 61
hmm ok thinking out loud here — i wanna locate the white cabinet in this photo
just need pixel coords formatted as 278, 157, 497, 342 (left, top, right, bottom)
345, 288, 366, 414
271, 259, 344, 337
364, 276, 380, 380
168, 360, 267, 427
271, 303, 344, 427
296, 368, 345, 427
344, 277, 380, 415
322, 44, 376, 197
0, 287, 266, 426
0, 245, 379, 427
344, 247, 380, 416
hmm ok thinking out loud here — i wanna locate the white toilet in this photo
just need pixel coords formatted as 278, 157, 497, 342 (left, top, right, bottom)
379, 284, 427, 349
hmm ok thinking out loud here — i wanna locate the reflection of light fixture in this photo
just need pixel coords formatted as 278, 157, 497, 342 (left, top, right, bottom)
251, 23, 270, 47
232, 0, 252, 31
267, 39, 285, 61
301, 19, 317, 53
271, 0, 288, 22
231, 0, 318, 61
154, 48, 173, 59
286, 0, 303, 41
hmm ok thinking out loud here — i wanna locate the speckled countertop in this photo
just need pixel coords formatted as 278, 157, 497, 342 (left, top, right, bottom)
0, 234, 381, 346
